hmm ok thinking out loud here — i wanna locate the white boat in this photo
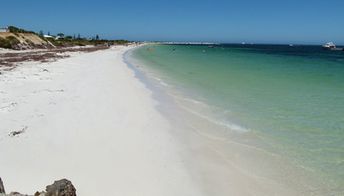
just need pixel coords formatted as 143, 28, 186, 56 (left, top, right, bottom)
322, 42, 336, 49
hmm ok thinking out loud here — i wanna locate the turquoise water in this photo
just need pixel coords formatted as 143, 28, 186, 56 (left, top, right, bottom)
131, 44, 344, 192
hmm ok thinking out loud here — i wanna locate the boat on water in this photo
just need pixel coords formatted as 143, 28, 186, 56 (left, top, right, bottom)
322, 42, 336, 50
322, 42, 344, 51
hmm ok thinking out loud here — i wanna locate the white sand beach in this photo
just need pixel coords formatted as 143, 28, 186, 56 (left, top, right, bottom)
0, 46, 203, 196
0, 45, 321, 196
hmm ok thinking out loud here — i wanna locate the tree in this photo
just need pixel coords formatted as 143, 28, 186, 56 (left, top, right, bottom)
95, 34, 99, 40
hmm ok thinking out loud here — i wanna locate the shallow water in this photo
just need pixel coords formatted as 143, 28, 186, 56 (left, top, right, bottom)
130, 44, 344, 194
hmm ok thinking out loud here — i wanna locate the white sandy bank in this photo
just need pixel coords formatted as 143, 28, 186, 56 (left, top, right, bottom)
0, 46, 203, 196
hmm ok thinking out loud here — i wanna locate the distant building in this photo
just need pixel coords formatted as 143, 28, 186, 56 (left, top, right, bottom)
0, 27, 9, 33
55, 36, 63, 40
44, 35, 54, 38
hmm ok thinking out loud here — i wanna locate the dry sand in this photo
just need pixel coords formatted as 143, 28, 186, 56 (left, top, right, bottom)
0, 46, 203, 196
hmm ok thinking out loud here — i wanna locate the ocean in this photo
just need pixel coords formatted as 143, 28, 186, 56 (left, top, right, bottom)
128, 43, 344, 195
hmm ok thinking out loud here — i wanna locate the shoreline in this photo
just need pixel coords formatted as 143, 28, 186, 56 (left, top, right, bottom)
0, 44, 334, 196
126, 45, 333, 196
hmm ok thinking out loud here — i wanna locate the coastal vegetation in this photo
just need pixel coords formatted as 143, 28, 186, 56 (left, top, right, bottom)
38, 28, 130, 47
8, 26, 36, 34
0, 26, 130, 50
0, 36, 20, 49
43, 35, 129, 47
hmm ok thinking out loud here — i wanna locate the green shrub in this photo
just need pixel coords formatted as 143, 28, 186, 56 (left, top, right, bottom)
0, 37, 12, 48
8, 26, 35, 34
0, 36, 20, 49
7, 36, 20, 44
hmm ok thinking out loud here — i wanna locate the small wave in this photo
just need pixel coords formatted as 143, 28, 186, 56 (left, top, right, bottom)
163, 90, 249, 133
160, 81, 169, 86
171, 95, 209, 107
178, 103, 250, 133
150, 76, 170, 87
181, 97, 208, 106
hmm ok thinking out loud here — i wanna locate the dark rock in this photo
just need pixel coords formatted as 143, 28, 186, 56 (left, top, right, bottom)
0, 178, 75, 196
45, 179, 76, 196
34, 191, 45, 196
34, 191, 41, 196
0, 177, 5, 194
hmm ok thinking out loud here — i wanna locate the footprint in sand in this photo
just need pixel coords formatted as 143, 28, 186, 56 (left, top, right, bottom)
0, 102, 18, 112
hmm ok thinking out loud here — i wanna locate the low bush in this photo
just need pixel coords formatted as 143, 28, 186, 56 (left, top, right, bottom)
0, 37, 11, 48
8, 26, 36, 34
0, 36, 20, 49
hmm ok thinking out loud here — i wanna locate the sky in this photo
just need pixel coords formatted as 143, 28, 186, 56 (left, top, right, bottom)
1, 0, 344, 44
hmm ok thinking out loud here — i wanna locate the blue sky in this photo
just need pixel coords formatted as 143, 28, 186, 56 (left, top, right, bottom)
1, 0, 344, 44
